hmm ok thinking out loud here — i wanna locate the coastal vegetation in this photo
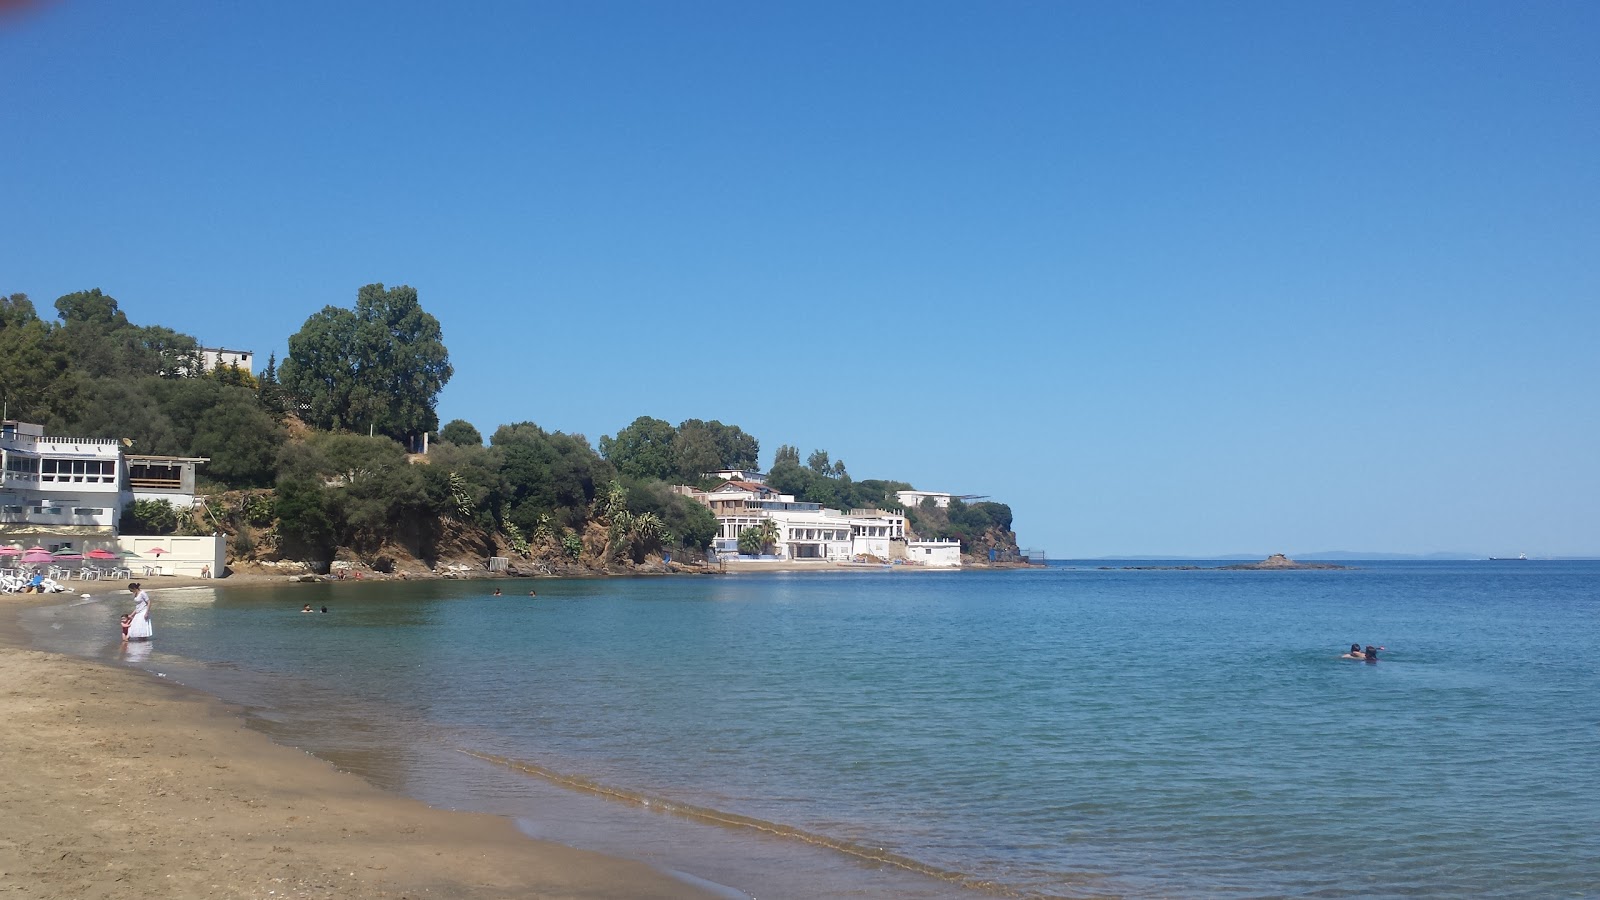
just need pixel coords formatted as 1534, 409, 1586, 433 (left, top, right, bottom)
1, 286, 1019, 572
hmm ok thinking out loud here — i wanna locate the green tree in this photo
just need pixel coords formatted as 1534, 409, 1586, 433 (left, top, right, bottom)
621, 478, 717, 549
279, 284, 452, 447
59, 378, 182, 456
207, 362, 257, 389
807, 448, 831, 474
737, 518, 780, 556
49, 290, 200, 380
492, 422, 613, 533
152, 378, 283, 487
438, 418, 483, 447
737, 527, 764, 556
54, 288, 128, 328
427, 440, 506, 528
671, 421, 722, 483
120, 499, 182, 535
257, 352, 286, 415
673, 419, 759, 477
275, 476, 338, 559
0, 294, 82, 423
599, 416, 677, 481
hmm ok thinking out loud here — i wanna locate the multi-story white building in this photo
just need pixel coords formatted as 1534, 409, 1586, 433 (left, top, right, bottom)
696, 480, 932, 563
0, 422, 125, 540
0, 421, 210, 561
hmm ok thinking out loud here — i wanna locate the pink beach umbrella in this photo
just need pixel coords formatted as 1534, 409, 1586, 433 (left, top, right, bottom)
145, 547, 169, 557
0, 545, 22, 555
21, 550, 53, 564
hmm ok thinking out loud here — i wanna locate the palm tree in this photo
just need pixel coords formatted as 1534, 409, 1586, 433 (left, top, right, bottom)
751, 518, 780, 555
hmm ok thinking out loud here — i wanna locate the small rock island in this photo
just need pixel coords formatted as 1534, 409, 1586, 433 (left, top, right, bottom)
1218, 553, 1348, 571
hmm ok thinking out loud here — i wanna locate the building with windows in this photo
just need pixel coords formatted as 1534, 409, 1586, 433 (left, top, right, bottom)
0, 421, 221, 574
124, 455, 207, 506
0, 422, 124, 539
695, 480, 929, 564
906, 539, 963, 567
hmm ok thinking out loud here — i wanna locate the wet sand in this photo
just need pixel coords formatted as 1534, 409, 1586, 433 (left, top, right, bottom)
0, 596, 719, 900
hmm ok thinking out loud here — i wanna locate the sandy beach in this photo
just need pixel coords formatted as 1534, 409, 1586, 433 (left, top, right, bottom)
0, 596, 718, 900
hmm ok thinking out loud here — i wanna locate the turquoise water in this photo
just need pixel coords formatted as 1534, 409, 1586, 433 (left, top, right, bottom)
23, 561, 1600, 898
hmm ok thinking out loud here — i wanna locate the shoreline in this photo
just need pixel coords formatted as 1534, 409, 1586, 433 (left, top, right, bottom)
0, 594, 723, 900
51, 557, 1039, 591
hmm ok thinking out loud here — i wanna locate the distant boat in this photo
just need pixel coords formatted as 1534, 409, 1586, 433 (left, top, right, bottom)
1489, 553, 1529, 560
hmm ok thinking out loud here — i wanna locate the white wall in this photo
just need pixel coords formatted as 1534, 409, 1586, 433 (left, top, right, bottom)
907, 541, 962, 567
115, 534, 225, 577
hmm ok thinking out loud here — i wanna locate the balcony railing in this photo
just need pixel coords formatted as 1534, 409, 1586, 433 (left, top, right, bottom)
128, 477, 185, 491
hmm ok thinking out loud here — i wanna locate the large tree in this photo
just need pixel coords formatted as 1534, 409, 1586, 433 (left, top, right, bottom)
492, 422, 614, 532
279, 284, 452, 447
599, 415, 678, 481
0, 294, 81, 422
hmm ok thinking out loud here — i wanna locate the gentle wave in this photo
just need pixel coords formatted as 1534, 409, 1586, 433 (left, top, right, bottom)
460, 748, 1039, 898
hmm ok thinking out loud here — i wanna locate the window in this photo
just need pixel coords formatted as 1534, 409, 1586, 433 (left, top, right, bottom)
41, 458, 114, 484
4, 455, 40, 480
73, 508, 104, 516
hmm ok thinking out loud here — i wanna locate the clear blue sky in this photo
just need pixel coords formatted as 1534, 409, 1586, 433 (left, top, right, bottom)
4, 1, 1597, 557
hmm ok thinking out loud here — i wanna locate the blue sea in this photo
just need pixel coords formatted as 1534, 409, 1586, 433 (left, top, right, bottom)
20, 561, 1600, 898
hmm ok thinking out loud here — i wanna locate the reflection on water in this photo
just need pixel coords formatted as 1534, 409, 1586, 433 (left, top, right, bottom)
18, 564, 1600, 900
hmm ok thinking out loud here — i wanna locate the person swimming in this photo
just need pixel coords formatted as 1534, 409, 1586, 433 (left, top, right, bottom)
1364, 645, 1379, 663
1342, 643, 1365, 659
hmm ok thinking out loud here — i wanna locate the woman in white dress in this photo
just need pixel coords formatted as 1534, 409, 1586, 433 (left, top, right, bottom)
126, 582, 153, 642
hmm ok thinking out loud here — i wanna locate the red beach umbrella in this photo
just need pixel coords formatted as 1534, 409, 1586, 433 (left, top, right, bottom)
87, 548, 120, 560
146, 547, 169, 556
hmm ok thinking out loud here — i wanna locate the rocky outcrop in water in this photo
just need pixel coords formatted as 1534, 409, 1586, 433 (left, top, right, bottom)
1218, 553, 1348, 570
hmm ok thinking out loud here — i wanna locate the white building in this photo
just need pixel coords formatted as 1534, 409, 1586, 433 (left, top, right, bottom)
895, 490, 987, 510
200, 347, 254, 374
704, 468, 766, 484
695, 480, 934, 564
847, 508, 907, 559
906, 539, 962, 567
1, 422, 124, 539
0, 422, 217, 574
